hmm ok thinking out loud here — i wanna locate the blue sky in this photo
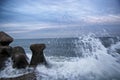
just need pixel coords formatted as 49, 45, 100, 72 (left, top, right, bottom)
0, 0, 120, 38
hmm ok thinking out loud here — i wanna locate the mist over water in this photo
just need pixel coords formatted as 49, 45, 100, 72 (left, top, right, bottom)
1, 34, 120, 80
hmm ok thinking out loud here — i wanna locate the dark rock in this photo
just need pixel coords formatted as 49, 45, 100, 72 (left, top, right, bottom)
0, 31, 13, 46
12, 46, 28, 59
12, 46, 29, 69
30, 44, 46, 67
0, 46, 12, 57
0, 54, 7, 70
0, 46, 12, 69
0, 72, 36, 80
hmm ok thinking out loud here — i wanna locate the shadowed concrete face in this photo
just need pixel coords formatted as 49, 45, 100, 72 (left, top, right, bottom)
0, 46, 12, 69
0, 31, 13, 70
0, 46, 12, 57
0, 31, 13, 46
30, 44, 46, 67
12, 46, 29, 69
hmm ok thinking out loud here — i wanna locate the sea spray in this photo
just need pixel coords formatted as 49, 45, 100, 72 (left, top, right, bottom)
74, 34, 107, 58
107, 41, 120, 63
36, 34, 120, 80
0, 58, 34, 78
0, 34, 120, 80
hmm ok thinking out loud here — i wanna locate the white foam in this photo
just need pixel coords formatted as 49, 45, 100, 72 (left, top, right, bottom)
36, 34, 120, 80
1, 34, 120, 80
0, 58, 34, 78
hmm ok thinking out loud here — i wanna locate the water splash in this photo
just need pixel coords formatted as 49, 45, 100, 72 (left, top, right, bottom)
36, 34, 120, 80
0, 58, 34, 78
1, 34, 120, 80
75, 33, 106, 58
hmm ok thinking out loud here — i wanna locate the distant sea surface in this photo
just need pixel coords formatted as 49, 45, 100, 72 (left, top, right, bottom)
11, 36, 120, 57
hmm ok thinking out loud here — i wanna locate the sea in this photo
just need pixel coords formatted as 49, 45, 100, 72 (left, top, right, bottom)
0, 33, 120, 80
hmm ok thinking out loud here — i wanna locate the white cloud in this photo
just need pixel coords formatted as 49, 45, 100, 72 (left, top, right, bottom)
1, 0, 120, 38
0, 22, 78, 33
8, 0, 95, 16
81, 14, 120, 24
3, 0, 120, 25
1, 14, 120, 34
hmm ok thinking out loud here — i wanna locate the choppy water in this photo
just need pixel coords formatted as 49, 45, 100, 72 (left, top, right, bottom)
0, 34, 120, 80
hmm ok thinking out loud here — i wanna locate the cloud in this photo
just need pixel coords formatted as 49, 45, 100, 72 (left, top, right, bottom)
0, 22, 78, 34
0, 22, 55, 33
1, 0, 120, 26
0, 0, 120, 38
1, 13, 120, 34
82, 14, 120, 24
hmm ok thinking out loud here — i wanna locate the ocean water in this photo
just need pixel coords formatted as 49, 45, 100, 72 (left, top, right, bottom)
0, 34, 120, 80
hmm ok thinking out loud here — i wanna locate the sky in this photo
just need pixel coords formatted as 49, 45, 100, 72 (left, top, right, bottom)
0, 0, 120, 39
